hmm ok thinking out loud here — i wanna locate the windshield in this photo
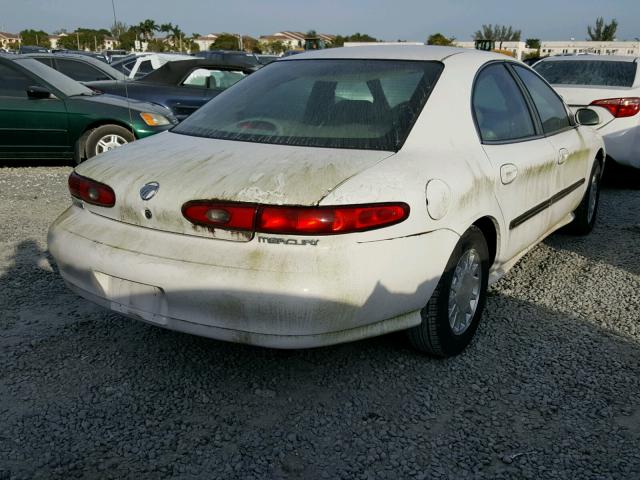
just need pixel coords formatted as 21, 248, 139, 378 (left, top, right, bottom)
534, 60, 637, 87
14, 57, 95, 96
173, 59, 443, 151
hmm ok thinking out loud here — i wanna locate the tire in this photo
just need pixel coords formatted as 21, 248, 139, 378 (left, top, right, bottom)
407, 226, 490, 357
565, 160, 602, 235
85, 125, 134, 159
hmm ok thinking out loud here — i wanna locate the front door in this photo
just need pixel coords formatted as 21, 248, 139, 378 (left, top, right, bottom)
0, 61, 70, 159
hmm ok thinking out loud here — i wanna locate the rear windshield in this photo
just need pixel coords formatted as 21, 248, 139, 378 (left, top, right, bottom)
173, 59, 443, 151
534, 60, 637, 87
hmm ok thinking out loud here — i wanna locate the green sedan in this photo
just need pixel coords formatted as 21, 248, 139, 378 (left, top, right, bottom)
0, 55, 177, 163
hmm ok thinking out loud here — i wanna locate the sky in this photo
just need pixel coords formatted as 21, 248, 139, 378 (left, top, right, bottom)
1, 0, 639, 41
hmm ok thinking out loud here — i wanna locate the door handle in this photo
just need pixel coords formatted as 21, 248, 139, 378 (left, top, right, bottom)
500, 164, 518, 185
558, 148, 569, 165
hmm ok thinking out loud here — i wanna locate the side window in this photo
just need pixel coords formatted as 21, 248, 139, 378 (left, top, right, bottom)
56, 59, 109, 82
513, 65, 571, 135
119, 59, 135, 75
472, 63, 536, 142
135, 60, 154, 78
0, 63, 37, 98
33, 57, 54, 68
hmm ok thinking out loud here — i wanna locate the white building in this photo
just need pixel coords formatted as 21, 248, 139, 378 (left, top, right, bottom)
0, 31, 21, 49
453, 40, 640, 60
259, 31, 335, 50
539, 41, 640, 57
48, 34, 65, 49
453, 41, 531, 60
193, 33, 219, 52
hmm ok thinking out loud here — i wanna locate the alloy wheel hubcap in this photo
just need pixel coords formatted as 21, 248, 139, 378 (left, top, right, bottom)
448, 249, 482, 335
96, 134, 128, 154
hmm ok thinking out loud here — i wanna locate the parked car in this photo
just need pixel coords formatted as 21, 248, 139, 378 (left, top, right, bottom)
103, 49, 129, 63
18, 45, 49, 54
111, 53, 193, 79
50, 49, 109, 63
48, 46, 605, 357
86, 58, 258, 121
534, 55, 640, 169
194, 50, 262, 68
0, 55, 177, 162
257, 54, 279, 65
24, 53, 127, 82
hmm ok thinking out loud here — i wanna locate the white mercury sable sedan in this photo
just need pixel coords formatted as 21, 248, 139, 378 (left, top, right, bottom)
48, 46, 605, 357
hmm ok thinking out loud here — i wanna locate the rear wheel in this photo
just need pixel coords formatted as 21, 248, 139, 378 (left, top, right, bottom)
85, 125, 134, 159
566, 160, 602, 235
408, 226, 490, 357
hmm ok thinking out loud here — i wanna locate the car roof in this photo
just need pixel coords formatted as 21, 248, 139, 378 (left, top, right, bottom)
279, 45, 504, 62
23, 52, 105, 63
140, 58, 258, 85
538, 54, 639, 63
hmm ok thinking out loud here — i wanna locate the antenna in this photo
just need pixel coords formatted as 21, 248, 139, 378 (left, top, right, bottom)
110, 0, 133, 125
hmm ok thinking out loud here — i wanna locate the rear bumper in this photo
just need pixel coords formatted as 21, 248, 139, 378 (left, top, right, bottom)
597, 118, 640, 169
48, 206, 458, 348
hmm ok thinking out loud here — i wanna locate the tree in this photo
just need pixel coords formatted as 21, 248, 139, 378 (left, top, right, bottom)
330, 33, 377, 47
525, 38, 540, 49
587, 17, 618, 41
263, 40, 286, 54
473, 24, 521, 49
241, 36, 262, 53
110, 21, 128, 39
117, 27, 138, 51
146, 38, 167, 52
427, 33, 455, 46
19, 29, 51, 48
210, 33, 241, 51
136, 19, 158, 42
58, 28, 111, 51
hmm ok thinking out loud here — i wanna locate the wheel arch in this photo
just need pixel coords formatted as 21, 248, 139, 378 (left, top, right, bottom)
75, 120, 136, 163
471, 216, 500, 268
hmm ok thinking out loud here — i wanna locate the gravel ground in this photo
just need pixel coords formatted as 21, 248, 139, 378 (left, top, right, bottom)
1, 163, 639, 480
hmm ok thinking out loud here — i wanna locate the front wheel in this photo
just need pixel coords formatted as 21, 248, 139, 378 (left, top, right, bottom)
407, 226, 490, 357
566, 160, 602, 235
85, 125, 135, 159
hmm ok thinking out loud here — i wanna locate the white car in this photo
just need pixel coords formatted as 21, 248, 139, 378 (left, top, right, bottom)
534, 55, 640, 169
48, 46, 605, 357
111, 53, 193, 79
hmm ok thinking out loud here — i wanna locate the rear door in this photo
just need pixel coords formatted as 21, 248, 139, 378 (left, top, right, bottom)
472, 62, 558, 261
0, 60, 70, 159
511, 64, 590, 226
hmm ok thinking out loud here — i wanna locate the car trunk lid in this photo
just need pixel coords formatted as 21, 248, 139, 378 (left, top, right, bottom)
553, 84, 638, 127
75, 132, 394, 241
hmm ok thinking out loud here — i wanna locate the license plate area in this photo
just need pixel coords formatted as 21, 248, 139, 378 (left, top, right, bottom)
93, 272, 168, 325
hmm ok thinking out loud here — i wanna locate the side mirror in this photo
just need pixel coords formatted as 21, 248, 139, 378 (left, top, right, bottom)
575, 108, 600, 126
26, 85, 53, 100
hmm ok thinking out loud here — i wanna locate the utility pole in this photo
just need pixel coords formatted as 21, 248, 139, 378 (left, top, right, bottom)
36, 33, 39, 46
77, 32, 80, 50
94, 36, 98, 52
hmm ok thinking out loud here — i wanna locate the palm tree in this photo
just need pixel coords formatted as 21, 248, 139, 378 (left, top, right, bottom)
141, 19, 158, 40
169, 24, 185, 52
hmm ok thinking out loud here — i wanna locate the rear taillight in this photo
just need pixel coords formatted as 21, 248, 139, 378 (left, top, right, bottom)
258, 204, 409, 234
181, 202, 257, 231
68, 172, 116, 207
181, 202, 409, 235
590, 97, 640, 118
